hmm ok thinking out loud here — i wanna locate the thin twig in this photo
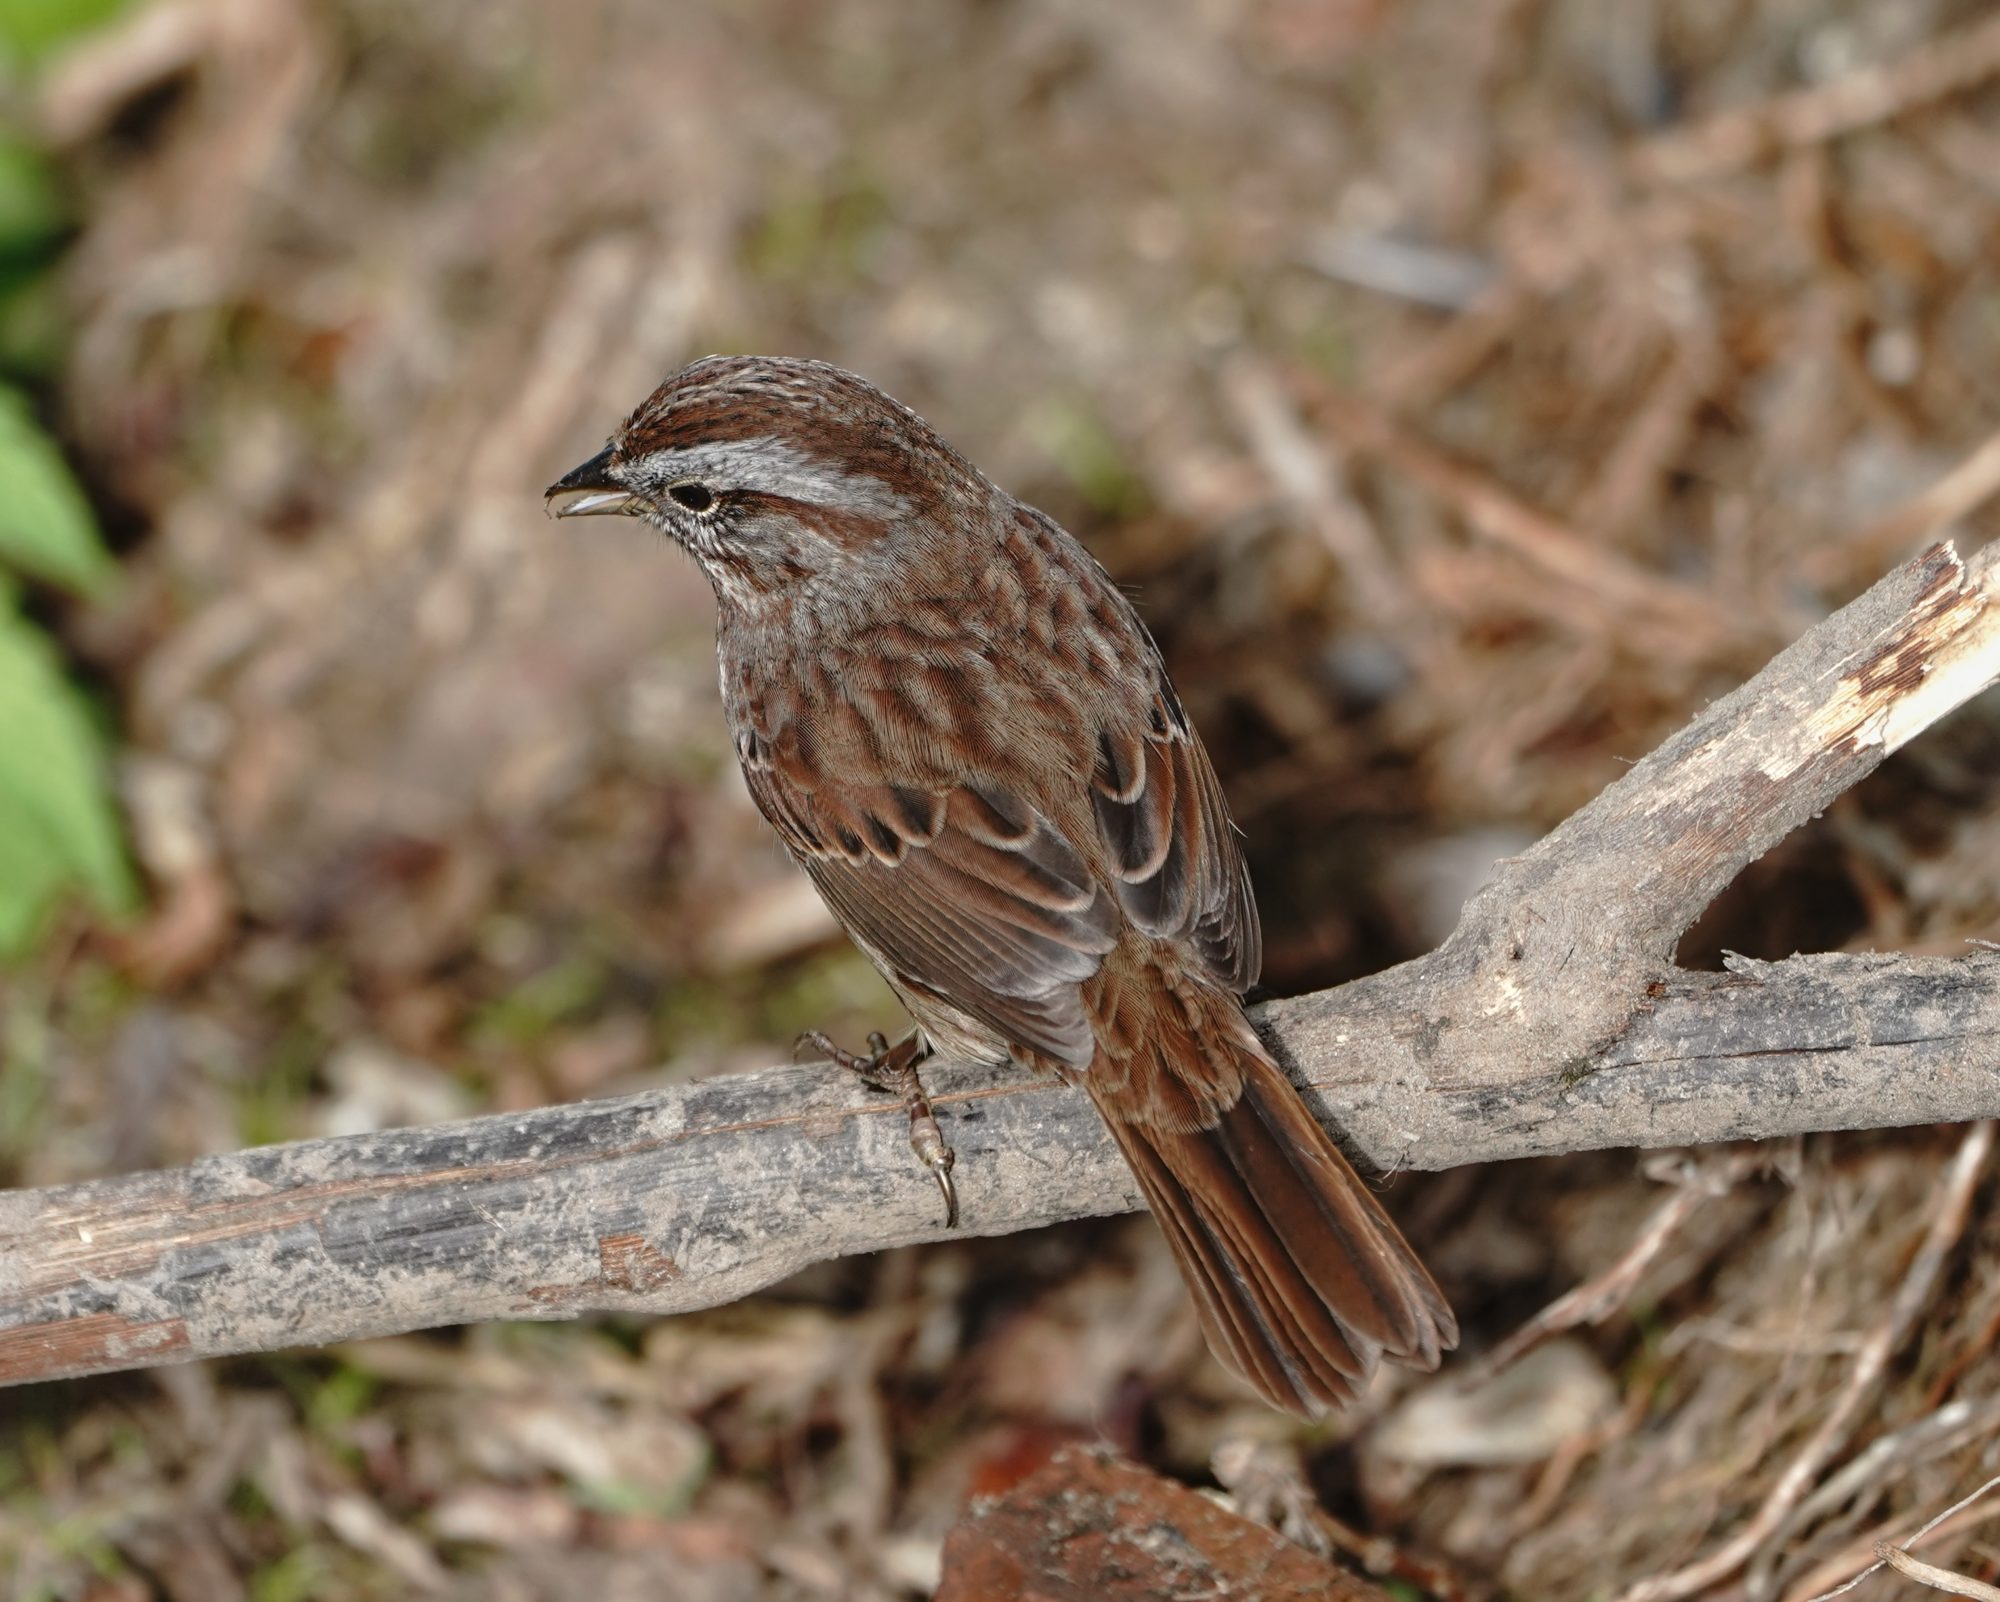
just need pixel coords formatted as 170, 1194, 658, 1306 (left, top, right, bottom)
1878, 1545, 2000, 1601
1795, 1474, 2000, 1602
1221, 357, 1414, 629
1568, 331, 1720, 547
1617, 1122, 1995, 1602
1457, 1150, 1762, 1390
1631, 12, 2000, 184
1667, 1319, 1863, 1358
1292, 370, 1732, 643
1789, 1498, 2000, 1602
1812, 427, 2000, 589
1778, 1396, 2000, 1554
1377, 278, 1537, 412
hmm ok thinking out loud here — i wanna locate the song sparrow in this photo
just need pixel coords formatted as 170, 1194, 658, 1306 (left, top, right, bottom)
546, 356, 1455, 1415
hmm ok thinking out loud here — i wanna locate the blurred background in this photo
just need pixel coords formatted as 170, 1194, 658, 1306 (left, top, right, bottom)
4, 0, 2000, 1596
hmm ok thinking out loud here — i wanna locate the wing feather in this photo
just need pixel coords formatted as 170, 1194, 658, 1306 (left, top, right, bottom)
730, 581, 1257, 1059
747, 765, 1119, 1068
1091, 682, 1260, 993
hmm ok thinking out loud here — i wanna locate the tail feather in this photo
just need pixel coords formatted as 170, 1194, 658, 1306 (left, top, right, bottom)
1115, 1125, 1323, 1406
1231, 1056, 1456, 1364
1084, 994, 1456, 1417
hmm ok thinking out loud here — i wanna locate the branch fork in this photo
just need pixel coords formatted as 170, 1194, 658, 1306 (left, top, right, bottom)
5, 542, 2000, 1387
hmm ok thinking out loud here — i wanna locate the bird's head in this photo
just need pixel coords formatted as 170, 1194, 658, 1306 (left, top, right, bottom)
545, 354, 988, 608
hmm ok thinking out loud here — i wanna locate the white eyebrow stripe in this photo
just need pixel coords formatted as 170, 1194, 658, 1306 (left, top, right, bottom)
633, 437, 911, 519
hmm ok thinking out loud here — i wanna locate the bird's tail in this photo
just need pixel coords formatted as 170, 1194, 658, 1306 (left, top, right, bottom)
1082, 979, 1455, 1416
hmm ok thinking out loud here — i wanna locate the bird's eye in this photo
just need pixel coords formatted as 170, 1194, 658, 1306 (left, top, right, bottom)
667, 481, 715, 513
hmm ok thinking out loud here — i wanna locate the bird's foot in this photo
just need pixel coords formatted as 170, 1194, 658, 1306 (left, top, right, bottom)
796, 1029, 958, 1228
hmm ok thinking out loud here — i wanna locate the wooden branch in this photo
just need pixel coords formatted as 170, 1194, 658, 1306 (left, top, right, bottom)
5, 543, 2000, 1388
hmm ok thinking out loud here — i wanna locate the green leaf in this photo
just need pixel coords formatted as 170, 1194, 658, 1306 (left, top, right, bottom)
0, 382, 114, 594
0, 0, 127, 64
0, 601, 135, 957
0, 137, 65, 259
0, 268, 64, 376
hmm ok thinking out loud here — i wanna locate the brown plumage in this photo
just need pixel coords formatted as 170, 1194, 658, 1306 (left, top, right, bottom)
547, 355, 1455, 1415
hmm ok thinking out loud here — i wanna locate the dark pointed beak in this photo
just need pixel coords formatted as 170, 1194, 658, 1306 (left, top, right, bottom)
544, 445, 641, 518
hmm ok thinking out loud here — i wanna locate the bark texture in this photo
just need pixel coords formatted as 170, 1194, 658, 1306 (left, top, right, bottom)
4, 542, 1999, 1387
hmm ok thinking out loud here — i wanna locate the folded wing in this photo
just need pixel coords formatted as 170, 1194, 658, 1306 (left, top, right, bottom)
744, 761, 1119, 1067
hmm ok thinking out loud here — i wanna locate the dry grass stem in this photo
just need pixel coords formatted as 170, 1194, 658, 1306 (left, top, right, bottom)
1876, 1545, 2000, 1601
1816, 428, 2000, 589
1791, 1474, 2000, 1602
1460, 1150, 1763, 1390
11, 5, 2000, 1593
1296, 371, 1733, 645
1221, 357, 1414, 630
1631, 11, 2000, 183
1617, 1121, 1996, 1602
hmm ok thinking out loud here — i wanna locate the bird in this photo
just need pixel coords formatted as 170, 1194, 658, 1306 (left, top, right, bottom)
546, 354, 1455, 1415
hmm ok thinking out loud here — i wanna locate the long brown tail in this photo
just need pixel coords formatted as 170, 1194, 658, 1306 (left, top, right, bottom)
1082, 981, 1456, 1416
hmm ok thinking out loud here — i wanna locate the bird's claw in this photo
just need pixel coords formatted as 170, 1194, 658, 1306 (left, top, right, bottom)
796, 1028, 959, 1229
908, 1106, 959, 1229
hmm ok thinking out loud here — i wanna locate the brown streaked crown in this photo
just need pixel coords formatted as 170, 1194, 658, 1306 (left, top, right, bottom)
615, 355, 976, 504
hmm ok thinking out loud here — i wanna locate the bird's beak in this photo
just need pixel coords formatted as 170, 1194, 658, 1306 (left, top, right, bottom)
544, 445, 641, 518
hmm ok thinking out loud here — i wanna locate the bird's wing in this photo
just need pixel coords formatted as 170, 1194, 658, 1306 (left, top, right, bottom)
1089, 673, 1262, 994
742, 755, 1121, 1069
734, 533, 1259, 1060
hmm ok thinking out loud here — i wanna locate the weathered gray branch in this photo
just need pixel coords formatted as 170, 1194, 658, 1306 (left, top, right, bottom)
5, 543, 2000, 1387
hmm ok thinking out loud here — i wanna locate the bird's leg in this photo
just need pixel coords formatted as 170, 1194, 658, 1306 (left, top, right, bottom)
796, 1029, 958, 1228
